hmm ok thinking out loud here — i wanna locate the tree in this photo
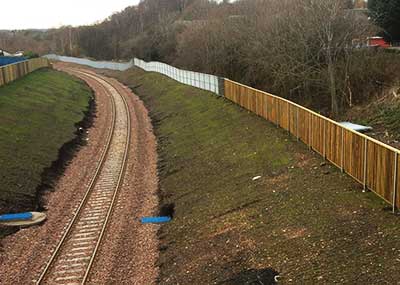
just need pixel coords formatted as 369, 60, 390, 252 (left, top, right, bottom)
369, 0, 400, 41
305, 0, 365, 115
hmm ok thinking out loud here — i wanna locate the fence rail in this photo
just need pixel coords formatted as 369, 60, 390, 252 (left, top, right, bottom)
44, 54, 400, 211
224, 79, 400, 210
0, 58, 50, 87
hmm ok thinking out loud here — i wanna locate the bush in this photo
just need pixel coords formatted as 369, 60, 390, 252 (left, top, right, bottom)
23, 51, 39, 59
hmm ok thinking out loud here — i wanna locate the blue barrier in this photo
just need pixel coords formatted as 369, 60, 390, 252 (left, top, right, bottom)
0, 57, 27, 67
140, 216, 171, 224
0, 212, 33, 222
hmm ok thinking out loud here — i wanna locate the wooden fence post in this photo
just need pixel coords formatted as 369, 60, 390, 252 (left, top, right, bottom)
393, 152, 398, 214
363, 138, 368, 191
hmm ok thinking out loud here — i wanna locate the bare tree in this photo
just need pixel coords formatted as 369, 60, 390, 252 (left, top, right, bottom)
299, 0, 371, 114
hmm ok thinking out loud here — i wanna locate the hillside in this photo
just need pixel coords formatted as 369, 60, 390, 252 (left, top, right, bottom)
0, 69, 92, 237
100, 66, 400, 283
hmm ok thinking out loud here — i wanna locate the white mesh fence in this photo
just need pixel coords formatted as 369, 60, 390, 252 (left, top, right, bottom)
44, 55, 220, 95
133, 58, 220, 95
44, 54, 133, 71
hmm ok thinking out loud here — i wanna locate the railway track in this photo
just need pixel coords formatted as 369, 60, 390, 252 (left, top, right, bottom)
35, 69, 131, 285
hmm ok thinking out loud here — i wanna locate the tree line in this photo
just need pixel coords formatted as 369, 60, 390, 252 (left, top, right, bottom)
2, 0, 400, 116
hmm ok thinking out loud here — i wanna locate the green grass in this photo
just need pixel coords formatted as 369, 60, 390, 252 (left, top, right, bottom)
106, 68, 400, 284
0, 68, 91, 215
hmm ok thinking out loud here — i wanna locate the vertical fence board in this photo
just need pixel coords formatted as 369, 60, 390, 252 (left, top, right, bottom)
0, 67, 4, 85
239, 85, 245, 107
343, 129, 365, 183
311, 115, 324, 155
325, 121, 342, 168
250, 89, 257, 114
278, 100, 289, 131
261, 92, 268, 120
366, 141, 395, 204
288, 103, 297, 137
255, 91, 261, 116
298, 108, 310, 145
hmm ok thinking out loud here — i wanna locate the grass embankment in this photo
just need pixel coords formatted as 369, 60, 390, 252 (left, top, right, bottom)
107, 68, 400, 284
0, 68, 92, 219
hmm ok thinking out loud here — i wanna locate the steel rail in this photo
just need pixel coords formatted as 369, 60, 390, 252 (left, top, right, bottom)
35, 69, 131, 285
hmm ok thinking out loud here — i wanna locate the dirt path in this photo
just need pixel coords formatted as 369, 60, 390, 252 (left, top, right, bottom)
0, 64, 159, 284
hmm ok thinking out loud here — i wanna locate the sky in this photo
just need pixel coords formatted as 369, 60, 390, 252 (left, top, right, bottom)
0, 0, 140, 30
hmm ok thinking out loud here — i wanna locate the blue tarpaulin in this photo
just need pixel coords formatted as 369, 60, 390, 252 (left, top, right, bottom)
0, 57, 27, 67
141, 216, 171, 224
0, 212, 33, 222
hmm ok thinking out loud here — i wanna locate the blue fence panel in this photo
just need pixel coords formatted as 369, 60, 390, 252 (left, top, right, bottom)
0, 57, 27, 67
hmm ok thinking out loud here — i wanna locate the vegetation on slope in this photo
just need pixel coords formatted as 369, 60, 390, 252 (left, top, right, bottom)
106, 67, 400, 284
345, 83, 400, 147
0, 68, 92, 219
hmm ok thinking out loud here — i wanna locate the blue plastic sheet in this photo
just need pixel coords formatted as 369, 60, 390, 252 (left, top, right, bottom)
0, 57, 27, 67
0, 212, 33, 222
141, 216, 171, 224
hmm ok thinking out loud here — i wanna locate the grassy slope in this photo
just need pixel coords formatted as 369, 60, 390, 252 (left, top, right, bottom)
0, 68, 91, 214
106, 68, 400, 284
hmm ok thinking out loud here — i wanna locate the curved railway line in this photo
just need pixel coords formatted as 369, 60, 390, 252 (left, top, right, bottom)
35, 69, 131, 285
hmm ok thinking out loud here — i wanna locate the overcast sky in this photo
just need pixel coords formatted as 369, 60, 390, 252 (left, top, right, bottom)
0, 0, 140, 30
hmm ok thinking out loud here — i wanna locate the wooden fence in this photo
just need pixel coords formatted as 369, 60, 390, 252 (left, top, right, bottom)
0, 58, 50, 87
224, 79, 400, 211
